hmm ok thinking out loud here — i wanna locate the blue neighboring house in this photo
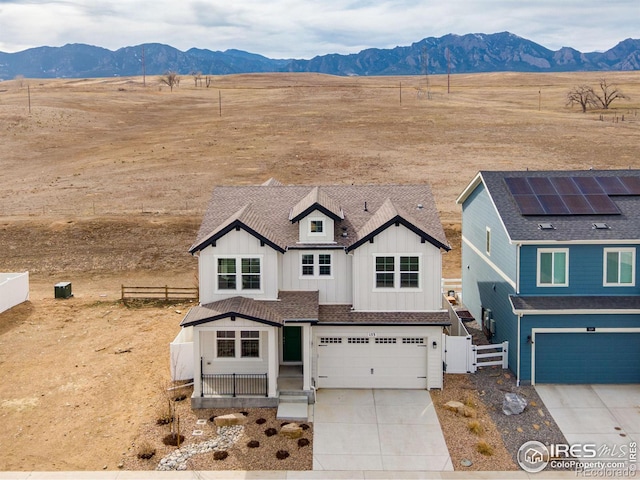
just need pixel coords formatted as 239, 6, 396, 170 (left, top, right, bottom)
456, 170, 640, 385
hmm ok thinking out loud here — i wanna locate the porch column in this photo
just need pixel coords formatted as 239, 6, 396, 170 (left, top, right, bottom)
193, 328, 202, 397
302, 323, 311, 391
268, 327, 278, 397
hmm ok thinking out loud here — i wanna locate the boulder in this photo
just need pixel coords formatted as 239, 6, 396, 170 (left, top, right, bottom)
280, 423, 303, 439
444, 400, 476, 417
214, 413, 247, 427
502, 393, 527, 415
444, 400, 465, 413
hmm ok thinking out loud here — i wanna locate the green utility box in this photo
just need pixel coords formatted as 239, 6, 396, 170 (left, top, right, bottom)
54, 282, 73, 299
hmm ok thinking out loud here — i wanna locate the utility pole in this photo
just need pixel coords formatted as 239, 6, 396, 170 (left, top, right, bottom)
421, 46, 431, 99
142, 45, 146, 87
446, 48, 451, 94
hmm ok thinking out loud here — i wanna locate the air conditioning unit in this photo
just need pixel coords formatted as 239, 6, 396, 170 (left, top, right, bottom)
482, 308, 492, 324
489, 318, 496, 335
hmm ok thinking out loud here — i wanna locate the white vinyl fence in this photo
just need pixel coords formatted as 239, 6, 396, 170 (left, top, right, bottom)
0, 272, 29, 314
170, 326, 194, 381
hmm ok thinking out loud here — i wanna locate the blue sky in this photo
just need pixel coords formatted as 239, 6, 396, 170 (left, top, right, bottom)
0, 0, 637, 58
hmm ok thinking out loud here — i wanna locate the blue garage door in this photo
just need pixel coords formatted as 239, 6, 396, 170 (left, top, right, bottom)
535, 332, 640, 384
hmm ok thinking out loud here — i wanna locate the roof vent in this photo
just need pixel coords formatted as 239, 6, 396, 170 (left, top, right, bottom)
417, 203, 423, 210
538, 223, 555, 230
592, 222, 610, 230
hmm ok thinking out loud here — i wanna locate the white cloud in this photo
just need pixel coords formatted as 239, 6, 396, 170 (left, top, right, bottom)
0, 0, 636, 56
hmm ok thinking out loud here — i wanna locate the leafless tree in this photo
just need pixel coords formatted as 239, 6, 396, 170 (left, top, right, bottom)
191, 71, 202, 87
591, 78, 629, 109
566, 85, 597, 113
160, 71, 180, 92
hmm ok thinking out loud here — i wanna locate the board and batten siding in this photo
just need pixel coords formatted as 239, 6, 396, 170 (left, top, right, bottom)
280, 249, 352, 304
198, 229, 280, 304
312, 325, 443, 389
197, 319, 275, 375
519, 243, 639, 296
297, 211, 335, 244
351, 225, 442, 311
460, 182, 519, 372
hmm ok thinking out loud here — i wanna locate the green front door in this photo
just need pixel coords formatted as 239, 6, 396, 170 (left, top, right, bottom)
283, 326, 302, 362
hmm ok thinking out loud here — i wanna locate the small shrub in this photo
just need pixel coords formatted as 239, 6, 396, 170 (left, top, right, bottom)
464, 394, 476, 408
265, 427, 277, 437
297, 438, 310, 448
162, 433, 185, 447
468, 420, 484, 436
213, 451, 228, 461
156, 414, 173, 426
276, 450, 290, 460
476, 441, 494, 456
247, 440, 260, 448
256, 418, 267, 425
136, 442, 156, 460
300, 423, 310, 430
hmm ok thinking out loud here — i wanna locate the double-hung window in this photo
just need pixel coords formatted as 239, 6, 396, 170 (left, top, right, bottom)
375, 255, 420, 289
537, 248, 568, 287
217, 257, 261, 291
604, 248, 635, 286
216, 330, 261, 358
300, 253, 332, 277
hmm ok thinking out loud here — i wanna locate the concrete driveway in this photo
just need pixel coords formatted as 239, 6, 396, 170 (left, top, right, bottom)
311, 389, 453, 471
536, 384, 640, 450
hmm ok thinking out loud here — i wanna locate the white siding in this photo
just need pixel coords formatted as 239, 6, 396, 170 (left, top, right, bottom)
297, 211, 335, 244
280, 250, 352, 304
351, 225, 443, 311
198, 229, 279, 304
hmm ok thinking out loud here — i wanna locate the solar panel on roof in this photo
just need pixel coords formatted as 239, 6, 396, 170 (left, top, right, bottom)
511, 194, 545, 215
537, 195, 570, 214
619, 176, 640, 195
504, 177, 533, 195
550, 177, 581, 195
574, 177, 605, 195
561, 194, 595, 214
595, 176, 629, 195
527, 177, 556, 195
585, 194, 621, 214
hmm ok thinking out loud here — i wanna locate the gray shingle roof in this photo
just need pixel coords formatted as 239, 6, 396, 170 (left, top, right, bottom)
318, 305, 451, 325
191, 182, 449, 252
510, 295, 640, 313
467, 170, 640, 242
180, 291, 319, 327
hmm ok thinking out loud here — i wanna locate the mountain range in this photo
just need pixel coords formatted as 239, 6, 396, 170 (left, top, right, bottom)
1, 32, 638, 80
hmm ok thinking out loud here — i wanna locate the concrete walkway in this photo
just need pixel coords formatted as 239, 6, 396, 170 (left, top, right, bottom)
536, 384, 640, 449
312, 389, 453, 472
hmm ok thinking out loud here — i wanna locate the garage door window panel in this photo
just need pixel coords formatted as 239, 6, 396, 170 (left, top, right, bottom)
604, 248, 635, 286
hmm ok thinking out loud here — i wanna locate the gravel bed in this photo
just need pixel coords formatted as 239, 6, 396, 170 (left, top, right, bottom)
466, 321, 568, 470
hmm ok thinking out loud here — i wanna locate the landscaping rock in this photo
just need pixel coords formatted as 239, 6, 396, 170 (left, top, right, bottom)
444, 400, 476, 417
214, 413, 247, 427
280, 423, 303, 439
444, 400, 465, 412
502, 393, 527, 415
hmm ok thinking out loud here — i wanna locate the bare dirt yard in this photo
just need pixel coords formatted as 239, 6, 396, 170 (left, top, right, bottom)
0, 71, 639, 471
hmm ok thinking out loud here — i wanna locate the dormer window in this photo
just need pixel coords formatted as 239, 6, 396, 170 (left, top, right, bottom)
310, 219, 324, 234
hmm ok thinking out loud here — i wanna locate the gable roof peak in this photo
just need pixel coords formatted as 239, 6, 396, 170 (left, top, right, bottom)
289, 185, 344, 222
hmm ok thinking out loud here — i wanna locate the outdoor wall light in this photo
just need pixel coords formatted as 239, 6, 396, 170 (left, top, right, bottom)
527, 335, 533, 344
432, 341, 438, 349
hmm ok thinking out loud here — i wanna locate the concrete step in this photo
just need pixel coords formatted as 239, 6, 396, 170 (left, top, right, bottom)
278, 394, 309, 403
276, 401, 309, 421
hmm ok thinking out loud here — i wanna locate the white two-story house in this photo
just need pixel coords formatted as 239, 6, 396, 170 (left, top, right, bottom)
171, 179, 451, 408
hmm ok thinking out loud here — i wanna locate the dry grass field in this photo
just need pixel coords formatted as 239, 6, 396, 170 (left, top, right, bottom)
0, 71, 639, 471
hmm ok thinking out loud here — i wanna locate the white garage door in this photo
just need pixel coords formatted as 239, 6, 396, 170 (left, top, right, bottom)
316, 334, 428, 389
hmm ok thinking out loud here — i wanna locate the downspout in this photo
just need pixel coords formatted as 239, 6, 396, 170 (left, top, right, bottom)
516, 243, 521, 386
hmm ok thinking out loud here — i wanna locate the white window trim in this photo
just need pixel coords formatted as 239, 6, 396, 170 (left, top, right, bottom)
372, 253, 422, 291
603, 247, 636, 287
536, 248, 569, 287
299, 252, 333, 279
214, 255, 264, 294
215, 330, 263, 361
485, 226, 491, 256
308, 218, 325, 237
